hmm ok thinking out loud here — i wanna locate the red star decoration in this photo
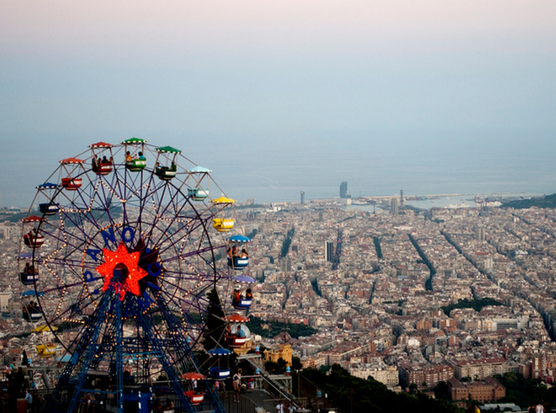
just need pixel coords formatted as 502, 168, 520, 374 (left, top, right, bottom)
95, 241, 148, 300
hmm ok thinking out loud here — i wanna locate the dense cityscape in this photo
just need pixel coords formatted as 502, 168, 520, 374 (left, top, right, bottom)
2, 0, 555, 411
3, 187, 556, 411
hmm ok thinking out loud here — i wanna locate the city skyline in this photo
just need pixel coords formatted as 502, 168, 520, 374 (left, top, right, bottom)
3, 190, 556, 407
1, 1, 555, 207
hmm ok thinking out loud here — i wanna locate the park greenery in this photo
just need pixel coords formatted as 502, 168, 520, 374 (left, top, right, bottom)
441, 298, 503, 316
247, 316, 317, 339
301, 364, 458, 413
297, 369, 556, 412
493, 372, 552, 409
502, 194, 556, 209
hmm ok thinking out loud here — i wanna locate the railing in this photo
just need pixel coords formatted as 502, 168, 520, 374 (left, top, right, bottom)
219, 391, 261, 413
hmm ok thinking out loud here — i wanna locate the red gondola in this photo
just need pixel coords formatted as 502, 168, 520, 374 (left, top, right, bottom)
225, 314, 251, 348
59, 157, 85, 190
182, 372, 205, 405
90, 142, 114, 175
61, 177, 82, 190
185, 391, 204, 405
23, 230, 44, 248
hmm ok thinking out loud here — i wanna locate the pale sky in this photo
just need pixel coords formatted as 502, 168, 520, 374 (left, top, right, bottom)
1, 1, 555, 206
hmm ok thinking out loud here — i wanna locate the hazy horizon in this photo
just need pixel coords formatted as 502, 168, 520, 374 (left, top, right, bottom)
1, 1, 555, 207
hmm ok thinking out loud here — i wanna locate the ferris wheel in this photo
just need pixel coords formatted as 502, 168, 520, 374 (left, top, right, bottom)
17, 138, 250, 413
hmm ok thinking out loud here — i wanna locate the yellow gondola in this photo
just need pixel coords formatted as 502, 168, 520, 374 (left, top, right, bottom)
212, 196, 236, 231
212, 196, 236, 204
36, 343, 57, 358
213, 218, 235, 232
34, 325, 58, 333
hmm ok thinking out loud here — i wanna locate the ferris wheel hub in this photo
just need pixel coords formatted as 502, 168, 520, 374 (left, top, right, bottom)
96, 241, 148, 300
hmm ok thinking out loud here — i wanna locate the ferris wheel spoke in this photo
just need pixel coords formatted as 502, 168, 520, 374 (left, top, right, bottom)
175, 243, 224, 260
48, 293, 100, 327
141, 184, 177, 240
40, 279, 96, 295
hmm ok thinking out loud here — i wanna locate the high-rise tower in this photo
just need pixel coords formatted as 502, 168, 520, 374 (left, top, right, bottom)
340, 181, 348, 198
300, 191, 305, 205
475, 226, 486, 241
390, 197, 399, 215
325, 241, 335, 262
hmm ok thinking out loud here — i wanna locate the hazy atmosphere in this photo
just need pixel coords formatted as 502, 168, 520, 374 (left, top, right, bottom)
1, 1, 555, 207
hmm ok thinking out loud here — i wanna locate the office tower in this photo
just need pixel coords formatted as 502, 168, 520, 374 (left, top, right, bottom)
280, 257, 292, 272
340, 181, 348, 198
300, 191, 305, 205
475, 226, 486, 241
400, 189, 405, 207
390, 197, 399, 215
0, 292, 12, 313
325, 241, 335, 262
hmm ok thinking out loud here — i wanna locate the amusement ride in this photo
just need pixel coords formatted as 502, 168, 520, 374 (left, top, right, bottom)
17, 139, 256, 412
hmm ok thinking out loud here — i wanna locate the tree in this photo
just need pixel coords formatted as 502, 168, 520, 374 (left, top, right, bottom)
301, 365, 458, 413
434, 381, 450, 402
292, 356, 302, 370
265, 360, 280, 374
203, 288, 226, 350
277, 357, 287, 373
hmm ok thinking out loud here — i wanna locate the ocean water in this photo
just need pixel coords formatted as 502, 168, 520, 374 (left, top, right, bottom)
2, 131, 555, 208
213, 135, 556, 205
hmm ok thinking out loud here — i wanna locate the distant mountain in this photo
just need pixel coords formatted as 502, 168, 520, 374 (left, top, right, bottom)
502, 194, 556, 209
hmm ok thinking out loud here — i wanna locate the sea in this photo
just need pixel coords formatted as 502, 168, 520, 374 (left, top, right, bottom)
206, 134, 556, 208
2, 133, 555, 210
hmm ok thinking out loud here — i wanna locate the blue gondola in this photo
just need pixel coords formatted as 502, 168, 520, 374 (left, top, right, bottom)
207, 348, 231, 380
37, 183, 60, 215
22, 301, 42, 322
227, 235, 251, 270
188, 188, 209, 201
228, 256, 248, 269
232, 297, 253, 309
23, 309, 42, 322
209, 367, 230, 380
20, 271, 38, 285
187, 166, 211, 200
39, 203, 60, 215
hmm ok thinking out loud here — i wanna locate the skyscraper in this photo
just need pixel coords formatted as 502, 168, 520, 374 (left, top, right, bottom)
300, 191, 305, 205
475, 226, 486, 241
340, 181, 348, 198
325, 241, 335, 262
390, 197, 399, 215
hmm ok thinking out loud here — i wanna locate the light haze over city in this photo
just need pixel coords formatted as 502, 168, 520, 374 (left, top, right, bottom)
1, 0, 555, 208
